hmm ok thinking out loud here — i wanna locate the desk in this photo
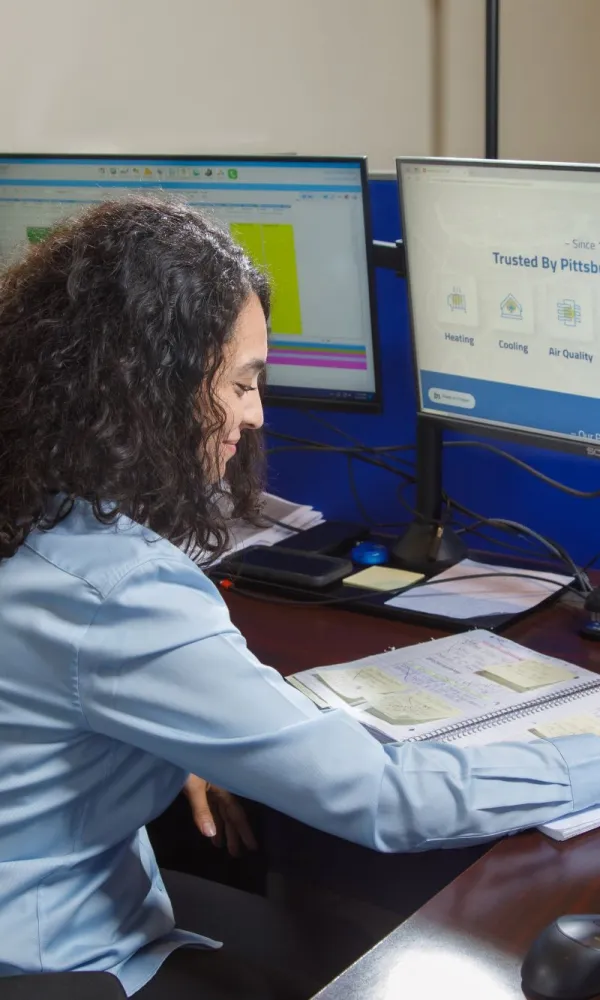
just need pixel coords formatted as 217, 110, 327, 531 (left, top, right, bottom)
224, 585, 600, 1000
313, 827, 600, 1000
225, 585, 600, 678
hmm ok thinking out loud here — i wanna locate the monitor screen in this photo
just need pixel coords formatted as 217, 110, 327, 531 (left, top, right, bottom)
0, 155, 380, 410
397, 157, 600, 449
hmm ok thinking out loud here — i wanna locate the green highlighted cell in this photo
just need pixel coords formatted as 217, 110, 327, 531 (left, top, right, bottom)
230, 221, 303, 335
26, 226, 52, 244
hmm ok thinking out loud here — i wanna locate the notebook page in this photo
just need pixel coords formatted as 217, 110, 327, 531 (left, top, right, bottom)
447, 691, 600, 748
288, 630, 595, 743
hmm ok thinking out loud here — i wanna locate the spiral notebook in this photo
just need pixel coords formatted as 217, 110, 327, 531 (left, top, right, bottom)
287, 630, 600, 841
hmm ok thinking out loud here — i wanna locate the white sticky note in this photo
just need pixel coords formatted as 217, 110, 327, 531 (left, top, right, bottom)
477, 659, 575, 692
343, 566, 424, 592
529, 714, 600, 740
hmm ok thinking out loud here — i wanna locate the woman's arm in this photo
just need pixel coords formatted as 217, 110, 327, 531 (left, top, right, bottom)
77, 556, 600, 853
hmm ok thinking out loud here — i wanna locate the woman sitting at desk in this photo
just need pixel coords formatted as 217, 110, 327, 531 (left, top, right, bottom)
0, 197, 598, 1000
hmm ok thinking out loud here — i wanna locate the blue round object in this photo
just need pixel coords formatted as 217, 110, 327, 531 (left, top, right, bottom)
351, 541, 388, 566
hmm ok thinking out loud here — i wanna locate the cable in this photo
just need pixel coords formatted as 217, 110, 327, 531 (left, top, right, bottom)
382, 477, 586, 589
265, 421, 592, 577
443, 494, 488, 525
458, 514, 589, 593
445, 440, 600, 499
264, 508, 560, 560
584, 549, 600, 572
266, 443, 416, 484
217, 568, 583, 610
303, 410, 382, 447
395, 480, 454, 529
455, 525, 555, 560
276, 414, 418, 475
345, 455, 411, 528
393, 484, 587, 586
268, 423, 417, 529
271, 428, 599, 498
346, 455, 378, 525
266, 430, 416, 459
266, 446, 412, 528
395, 480, 426, 522
263, 500, 407, 534
489, 520, 586, 587
265, 419, 419, 528
444, 493, 582, 568
265, 438, 416, 478
266, 442, 409, 459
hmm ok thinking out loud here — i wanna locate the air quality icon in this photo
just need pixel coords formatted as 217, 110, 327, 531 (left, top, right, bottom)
557, 298, 582, 328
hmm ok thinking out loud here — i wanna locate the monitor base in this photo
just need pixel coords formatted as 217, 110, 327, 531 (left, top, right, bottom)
391, 522, 466, 576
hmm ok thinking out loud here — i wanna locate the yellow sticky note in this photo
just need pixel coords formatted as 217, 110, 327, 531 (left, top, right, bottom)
477, 659, 575, 693
529, 713, 600, 740
316, 666, 404, 703
366, 685, 459, 726
343, 566, 424, 592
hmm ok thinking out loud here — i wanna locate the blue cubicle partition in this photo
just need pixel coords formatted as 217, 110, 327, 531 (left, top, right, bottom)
264, 178, 600, 567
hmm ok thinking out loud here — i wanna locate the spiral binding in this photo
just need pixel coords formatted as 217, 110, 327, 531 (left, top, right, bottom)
407, 676, 600, 744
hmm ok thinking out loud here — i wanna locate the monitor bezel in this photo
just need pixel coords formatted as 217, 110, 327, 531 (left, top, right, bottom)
0, 152, 382, 414
396, 154, 600, 460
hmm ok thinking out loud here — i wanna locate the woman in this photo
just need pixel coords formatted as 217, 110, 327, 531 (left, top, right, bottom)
0, 197, 598, 998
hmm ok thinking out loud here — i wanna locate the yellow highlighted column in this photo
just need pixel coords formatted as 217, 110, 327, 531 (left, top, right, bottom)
230, 223, 263, 266
261, 224, 302, 335
229, 222, 303, 335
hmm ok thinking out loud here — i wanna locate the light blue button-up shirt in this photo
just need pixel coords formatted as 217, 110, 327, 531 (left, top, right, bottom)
1, 499, 599, 994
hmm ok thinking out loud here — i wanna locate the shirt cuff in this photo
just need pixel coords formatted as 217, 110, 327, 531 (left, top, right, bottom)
549, 733, 600, 814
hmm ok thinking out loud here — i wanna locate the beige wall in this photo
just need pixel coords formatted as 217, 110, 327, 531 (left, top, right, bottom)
436, 0, 485, 158
0, 0, 434, 172
436, 0, 600, 164
500, 0, 600, 163
1, 2, 599, 171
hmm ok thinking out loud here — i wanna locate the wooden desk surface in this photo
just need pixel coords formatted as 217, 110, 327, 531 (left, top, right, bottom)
226, 584, 600, 678
314, 827, 600, 1000
225, 586, 600, 1000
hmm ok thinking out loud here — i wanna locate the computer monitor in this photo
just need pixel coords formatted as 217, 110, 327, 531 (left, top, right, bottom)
397, 156, 600, 457
0, 154, 381, 411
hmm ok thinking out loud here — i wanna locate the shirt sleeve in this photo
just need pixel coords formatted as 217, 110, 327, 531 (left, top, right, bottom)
76, 556, 600, 853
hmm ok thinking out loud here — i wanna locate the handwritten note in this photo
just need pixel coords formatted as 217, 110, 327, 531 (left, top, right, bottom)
530, 713, 600, 740
316, 666, 404, 703
477, 659, 575, 693
366, 686, 459, 726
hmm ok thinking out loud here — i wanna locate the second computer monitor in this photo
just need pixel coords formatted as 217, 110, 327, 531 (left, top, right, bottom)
398, 157, 600, 454
0, 154, 381, 411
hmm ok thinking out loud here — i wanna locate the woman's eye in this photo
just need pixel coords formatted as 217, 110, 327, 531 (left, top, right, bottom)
235, 383, 255, 395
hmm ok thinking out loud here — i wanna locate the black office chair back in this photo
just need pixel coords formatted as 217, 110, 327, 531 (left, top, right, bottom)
0, 972, 126, 998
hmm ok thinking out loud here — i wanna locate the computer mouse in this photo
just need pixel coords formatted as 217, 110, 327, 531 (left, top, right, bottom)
521, 915, 600, 1000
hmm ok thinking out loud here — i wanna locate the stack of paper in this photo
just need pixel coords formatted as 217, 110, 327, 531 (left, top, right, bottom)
211, 492, 324, 565
539, 806, 600, 842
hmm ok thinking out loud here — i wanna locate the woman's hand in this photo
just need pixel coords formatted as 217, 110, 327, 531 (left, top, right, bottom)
183, 775, 258, 858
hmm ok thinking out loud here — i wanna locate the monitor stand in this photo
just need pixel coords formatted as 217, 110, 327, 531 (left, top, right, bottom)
391, 417, 466, 575
371, 241, 465, 575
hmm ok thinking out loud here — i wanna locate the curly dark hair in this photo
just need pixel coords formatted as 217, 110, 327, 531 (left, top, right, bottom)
0, 197, 270, 561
